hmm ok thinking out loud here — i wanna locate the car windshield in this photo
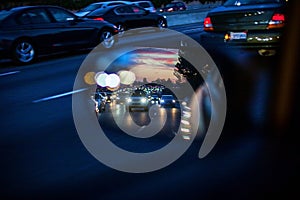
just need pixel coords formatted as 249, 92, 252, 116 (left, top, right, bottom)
0, 10, 12, 21
166, 3, 175, 8
224, 0, 283, 6
132, 90, 146, 97
88, 7, 110, 16
80, 4, 103, 12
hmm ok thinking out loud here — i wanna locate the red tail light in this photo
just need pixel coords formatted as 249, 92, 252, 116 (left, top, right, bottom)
268, 13, 285, 29
204, 17, 214, 31
94, 17, 104, 21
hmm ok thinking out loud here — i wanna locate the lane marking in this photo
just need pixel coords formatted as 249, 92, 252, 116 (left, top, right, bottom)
33, 88, 88, 103
0, 71, 20, 77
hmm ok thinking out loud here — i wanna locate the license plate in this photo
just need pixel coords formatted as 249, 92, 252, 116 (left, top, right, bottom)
230, 32, 247, 40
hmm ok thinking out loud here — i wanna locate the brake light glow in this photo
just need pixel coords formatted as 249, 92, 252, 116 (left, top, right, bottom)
94, 17, 104, 21
204, 17, 214, 31
268, 13, 285, 29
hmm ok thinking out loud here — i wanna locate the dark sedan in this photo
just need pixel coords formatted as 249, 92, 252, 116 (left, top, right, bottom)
159, 2, 187, 12
84, 4, 167, 36
0, 5, 118, 64
200, 0, 287, 56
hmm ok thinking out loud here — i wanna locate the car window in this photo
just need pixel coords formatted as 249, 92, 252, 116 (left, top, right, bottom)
16, 12, 31, 25
48, 8, 75, 22
89, 7, 110, 16
80, 4, 103, 12
115, 6, 134, 14
224, 0, 284, 6
166, 3, 175, 8
138, 2, 151, 8
0, 10, 12, 21
132, 90, 146, 96
15, 9, 51, 25
108, 2, 126, 6
131, 6, 146, 14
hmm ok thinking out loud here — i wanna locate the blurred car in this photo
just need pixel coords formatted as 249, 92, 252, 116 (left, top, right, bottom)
200, 0, 287, 56
150, 94, 160, 104
126, 89, 149, 111
133, 1, 156, 13
0, 5, 118, 64
74, 1, 131, 17
84, 4, 167, 35
159, 2, 186, 12
115, 91, 130, 104
160, 94, 177, 108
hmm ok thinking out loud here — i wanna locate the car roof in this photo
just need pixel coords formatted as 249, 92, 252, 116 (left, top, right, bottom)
87, 3, 141, 16
1, 5, 71, 14
90, 1, 131, 5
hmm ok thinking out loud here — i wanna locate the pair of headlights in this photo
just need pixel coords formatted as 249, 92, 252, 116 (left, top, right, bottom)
127, 97, 148, 103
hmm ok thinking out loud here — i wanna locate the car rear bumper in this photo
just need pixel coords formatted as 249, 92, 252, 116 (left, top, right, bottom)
199, 30, 282, 50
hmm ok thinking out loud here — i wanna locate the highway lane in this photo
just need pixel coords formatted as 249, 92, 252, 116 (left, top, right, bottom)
1, 24, 298, 199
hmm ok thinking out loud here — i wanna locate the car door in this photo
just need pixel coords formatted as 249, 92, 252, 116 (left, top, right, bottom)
113, 5, 137, 29
46, 7, 98, 49
129, 5, 153, 28
13, 8, 55, 54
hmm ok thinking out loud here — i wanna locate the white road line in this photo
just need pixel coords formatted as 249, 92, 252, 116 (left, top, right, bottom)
0, 71, 20, 77
33, 88, 88, 103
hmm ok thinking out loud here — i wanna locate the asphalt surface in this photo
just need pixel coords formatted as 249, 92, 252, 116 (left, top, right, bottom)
0, 24, 298, 200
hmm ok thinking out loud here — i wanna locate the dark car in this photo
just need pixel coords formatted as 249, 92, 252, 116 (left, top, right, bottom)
159, 2, 187, 12
160, 94, 177, 108
200, 0, 287, 56
0, 5, 118, 64
84, 4, 167, 36
74, 1, 131, 17
126, 89, 149, 112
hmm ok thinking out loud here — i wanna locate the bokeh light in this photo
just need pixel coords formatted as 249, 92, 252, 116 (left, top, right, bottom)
118, 70, 136, 85
95, 72, 108, 87
84, 72, 96, 85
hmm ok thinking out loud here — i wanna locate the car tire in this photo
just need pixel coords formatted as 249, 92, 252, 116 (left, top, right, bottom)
13, 39, 36, 65
99, 29, 115, 49
157, 18, 167, 31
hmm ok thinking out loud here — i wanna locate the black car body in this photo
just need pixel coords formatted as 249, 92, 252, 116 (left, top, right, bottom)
200, 0, 287, 55
0, 5, 118, 64
84, 4, 167, 35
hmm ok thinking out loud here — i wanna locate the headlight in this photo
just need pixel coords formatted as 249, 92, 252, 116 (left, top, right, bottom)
141, 98, 147, 103
172, 100, 176, 103
127, 98, 132, 103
